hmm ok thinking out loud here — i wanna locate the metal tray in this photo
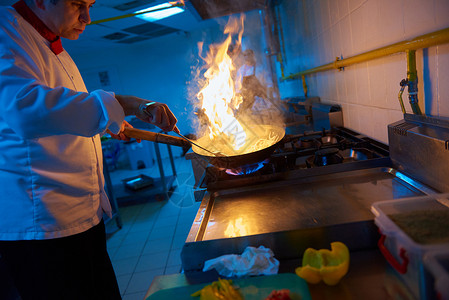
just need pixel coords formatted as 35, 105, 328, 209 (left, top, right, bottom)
181, 167, 437, 272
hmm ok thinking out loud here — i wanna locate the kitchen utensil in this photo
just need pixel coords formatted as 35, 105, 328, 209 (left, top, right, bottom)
174, 131, 222, 157
122, 127, 190, 147
139, 102, 221, 156
123, 125, 285, 169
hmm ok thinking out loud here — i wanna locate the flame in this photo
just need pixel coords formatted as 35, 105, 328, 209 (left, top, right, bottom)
224, 217, 248, 237
196, 15, 247, 151
225, 159, 268, 176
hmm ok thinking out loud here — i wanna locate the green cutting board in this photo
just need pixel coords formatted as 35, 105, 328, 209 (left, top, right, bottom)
146, 273, 311, 300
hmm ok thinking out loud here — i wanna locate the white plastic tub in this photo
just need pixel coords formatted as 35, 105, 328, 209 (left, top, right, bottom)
371, 194, 449, 300
424, 250, 449, 300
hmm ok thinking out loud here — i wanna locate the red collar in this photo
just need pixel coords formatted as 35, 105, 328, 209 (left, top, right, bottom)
12, 0, 63, 55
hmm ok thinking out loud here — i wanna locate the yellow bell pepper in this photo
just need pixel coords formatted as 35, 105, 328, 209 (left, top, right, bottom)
295, 241, 350, 286
191, 278, 243, 300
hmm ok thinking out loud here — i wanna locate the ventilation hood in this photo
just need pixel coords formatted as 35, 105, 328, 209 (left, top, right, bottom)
189, 0, 267, 20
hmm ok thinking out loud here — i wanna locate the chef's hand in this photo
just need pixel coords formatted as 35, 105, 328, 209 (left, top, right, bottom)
136, 101, 179, 133
107, 120, 141, 143
115, 95, 179, 133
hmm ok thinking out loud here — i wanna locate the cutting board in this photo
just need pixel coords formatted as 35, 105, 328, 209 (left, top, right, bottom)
145, 273, 311, 300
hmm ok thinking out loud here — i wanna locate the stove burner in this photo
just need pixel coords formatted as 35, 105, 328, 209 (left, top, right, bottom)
306, 147, 344, 167
190, 127, 390, 189
225, 159, 268, 176
295, 135, 321, 149
320, 134, 339, 145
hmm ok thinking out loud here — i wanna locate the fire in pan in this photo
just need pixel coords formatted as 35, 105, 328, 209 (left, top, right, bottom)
123, 124, 285, 169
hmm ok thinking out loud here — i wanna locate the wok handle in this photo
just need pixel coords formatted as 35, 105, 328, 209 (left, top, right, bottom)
123, 127, 190, 148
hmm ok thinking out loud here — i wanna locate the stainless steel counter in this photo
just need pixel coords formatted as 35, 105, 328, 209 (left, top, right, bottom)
181, 162, 437, 273
167, 115, 448, 300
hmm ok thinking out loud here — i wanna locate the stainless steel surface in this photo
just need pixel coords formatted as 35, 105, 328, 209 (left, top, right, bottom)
312, 102, 343, 131
200, 167, 433, 241
178, 114, 446, 300
389, 113, 449, 192
181, 165, 436, 272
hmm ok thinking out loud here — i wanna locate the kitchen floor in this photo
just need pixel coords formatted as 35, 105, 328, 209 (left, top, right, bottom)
105, 153, 200, 300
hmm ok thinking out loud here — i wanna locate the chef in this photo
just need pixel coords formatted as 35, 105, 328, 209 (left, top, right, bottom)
0, 0, 178, 299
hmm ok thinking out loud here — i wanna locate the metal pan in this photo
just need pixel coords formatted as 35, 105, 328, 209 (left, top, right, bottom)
123, 125, 285, 169
191, 125, 285, 169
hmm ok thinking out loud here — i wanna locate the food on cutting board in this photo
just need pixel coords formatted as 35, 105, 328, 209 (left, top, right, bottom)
191, 278, 243, 300
295, 241, 350, 285
265, 289, 292, 300
388, 210, 449, 245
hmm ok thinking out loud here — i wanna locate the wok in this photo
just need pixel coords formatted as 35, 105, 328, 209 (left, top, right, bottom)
123, 125, 285, 169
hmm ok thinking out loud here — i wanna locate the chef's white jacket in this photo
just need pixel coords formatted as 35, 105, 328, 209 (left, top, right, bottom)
0, 6, 125, 240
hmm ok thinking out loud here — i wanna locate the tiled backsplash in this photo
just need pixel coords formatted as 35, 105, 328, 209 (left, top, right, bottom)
278, 0, 449, 144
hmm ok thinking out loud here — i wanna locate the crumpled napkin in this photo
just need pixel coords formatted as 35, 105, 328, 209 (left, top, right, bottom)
203, 246, 279, 277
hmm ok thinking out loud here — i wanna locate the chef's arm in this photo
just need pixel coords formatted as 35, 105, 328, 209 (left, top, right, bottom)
1, 83, 124, 139
0, 49, 125, 138
115, 95, 179, 133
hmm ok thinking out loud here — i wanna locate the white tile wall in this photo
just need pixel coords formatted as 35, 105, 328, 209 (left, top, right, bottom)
436, 0, 449, 29
348, 0, 367, 12
378, 0, 405, 45
422, 47, 439, 115
339, 16, 354, 57
343, 66, 358, 104
353, 62, 371, 106
278, 0, 449, 144
403, 0, 436, 38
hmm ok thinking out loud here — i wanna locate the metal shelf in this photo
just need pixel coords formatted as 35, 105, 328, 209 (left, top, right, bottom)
103, 139, 178, 212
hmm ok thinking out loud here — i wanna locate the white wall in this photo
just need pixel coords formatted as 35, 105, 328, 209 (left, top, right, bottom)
276, 0, 449, 143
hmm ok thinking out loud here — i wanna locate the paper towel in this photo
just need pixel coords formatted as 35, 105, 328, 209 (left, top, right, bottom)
203, 246, 280, 277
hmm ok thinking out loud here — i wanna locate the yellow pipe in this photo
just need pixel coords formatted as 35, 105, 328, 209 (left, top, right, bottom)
301, 75, 308, 97
283, 27, 449, 80
405, 50, 423, 115
406, 49, 417, 82
88, 3, 185, 25
277, 53, 285, 78
398, 86, 406, 114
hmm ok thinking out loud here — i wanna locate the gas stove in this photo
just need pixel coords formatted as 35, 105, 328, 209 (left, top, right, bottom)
185, 127, 390, 191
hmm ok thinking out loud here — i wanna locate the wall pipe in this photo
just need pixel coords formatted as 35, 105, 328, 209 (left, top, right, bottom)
405, 50, 422, 115
282, 27, 449, 81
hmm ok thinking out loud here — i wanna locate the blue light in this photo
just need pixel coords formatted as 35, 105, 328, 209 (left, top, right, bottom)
134, 3, 184, 22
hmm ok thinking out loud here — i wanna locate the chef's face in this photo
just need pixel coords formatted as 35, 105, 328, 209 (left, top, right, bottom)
37, 0, 95, 40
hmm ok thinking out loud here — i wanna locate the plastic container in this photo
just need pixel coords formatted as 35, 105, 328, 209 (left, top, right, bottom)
371, 194, 449, 300
423, 250, 449, 300
125, 140, 155, 170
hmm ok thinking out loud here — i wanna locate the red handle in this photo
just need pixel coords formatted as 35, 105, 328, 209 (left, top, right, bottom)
378, 233, 409, 274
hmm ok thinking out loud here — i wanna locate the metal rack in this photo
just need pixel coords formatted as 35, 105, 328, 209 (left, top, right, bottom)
102, 136, 178, 215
